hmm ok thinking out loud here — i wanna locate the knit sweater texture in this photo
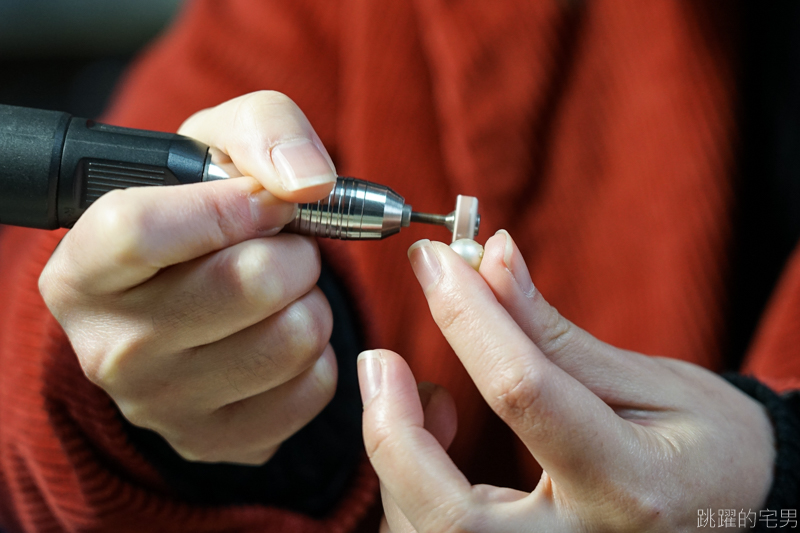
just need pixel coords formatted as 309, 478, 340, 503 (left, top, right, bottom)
1, 0, 799, 531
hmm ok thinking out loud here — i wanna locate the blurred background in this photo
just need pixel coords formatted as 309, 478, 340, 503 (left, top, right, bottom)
0, 0, 182, 117
0, 1, 798, 367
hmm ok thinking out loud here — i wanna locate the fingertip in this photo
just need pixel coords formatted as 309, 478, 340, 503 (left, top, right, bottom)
495, 229, 514, 266
246, 186, 299, 234
408, 240, 443, 292
476, 231, 511, 289
417, 381, 436, 409
489, 229, 535, 297
357, 349, 385, 407
480, 232, 507, 270
418, 382, 458, 450
359, 349, 425, 426
314, 345, 339, 398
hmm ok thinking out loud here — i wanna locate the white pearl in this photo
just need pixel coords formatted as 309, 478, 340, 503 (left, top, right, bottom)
450, 239, 484, 271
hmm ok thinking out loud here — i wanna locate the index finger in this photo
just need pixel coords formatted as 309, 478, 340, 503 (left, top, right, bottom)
407, 239, 631, 489
178, 91, 337, 203
46, 177, 296, 295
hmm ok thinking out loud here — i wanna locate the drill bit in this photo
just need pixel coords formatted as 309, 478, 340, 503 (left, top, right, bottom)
284, 177, 480, 241
409, 211, 451, 228
410, 197, 481, 242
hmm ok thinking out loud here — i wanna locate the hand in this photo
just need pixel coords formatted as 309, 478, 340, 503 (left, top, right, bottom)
39, 91, 339, 465
359, 230, 776, 532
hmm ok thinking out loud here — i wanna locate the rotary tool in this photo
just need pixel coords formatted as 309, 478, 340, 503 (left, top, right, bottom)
0, 104, 479, 241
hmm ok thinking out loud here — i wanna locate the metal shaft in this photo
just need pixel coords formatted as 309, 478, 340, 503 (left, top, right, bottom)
410, 211, 451, 228
411, 208, 481, 241
283, 177, 480, 241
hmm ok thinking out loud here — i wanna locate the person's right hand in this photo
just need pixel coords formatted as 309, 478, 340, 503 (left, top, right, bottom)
39, 91, 340, 465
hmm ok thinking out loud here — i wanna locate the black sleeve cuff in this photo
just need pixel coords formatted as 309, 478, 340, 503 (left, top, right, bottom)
723, 374, 800, 524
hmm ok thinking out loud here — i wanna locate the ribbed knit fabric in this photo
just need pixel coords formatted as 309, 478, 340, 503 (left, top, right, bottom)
724, 375, 800, 515
1, 0, 799, 531
0, 229, 377, 531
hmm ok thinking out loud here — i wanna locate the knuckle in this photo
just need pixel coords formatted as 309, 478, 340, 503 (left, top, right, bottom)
159, 422, 230, 464
421, 501, 476, 533
220, 293, 332, 391
38, 261, 68, 313
205, 193, 242, 248
80, 354, 107, 388
487, 365, 543, 422
80, 333, 145, 388
539, 306, 577, 356
599, 487, 670, 532
78, 342, 125, 389
78, 332, 174, 407
311, 349, 338, 403
234, 91, 298, 139
225, 344, 280, 388
115, 390, 183, 436
432, 295, 473, 335
223, 342, 284, 391
228, 237, 320, 310
116, 401, 154, 430
363, 419, 393, 460
38, 270, 55, 305
231, 242, 286, 308
244, 446, 280, 465
282, 290, 333, 359
168, 434, 218, 463
167, 424, 276, 465
244, 90, 296, 112
93, 191, 151, 267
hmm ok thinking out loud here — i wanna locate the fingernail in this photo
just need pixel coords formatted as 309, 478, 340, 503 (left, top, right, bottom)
408, 240, 442, 291
249, 189, 299, 235
271, 138, 337, 191
496, 229, 535, 297
357, 350, 383, 406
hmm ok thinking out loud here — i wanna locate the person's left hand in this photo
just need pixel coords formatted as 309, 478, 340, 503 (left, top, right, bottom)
358, 230, 776, 532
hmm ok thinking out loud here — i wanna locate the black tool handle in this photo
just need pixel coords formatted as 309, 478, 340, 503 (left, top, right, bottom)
0, 105, 69, 229
0, 104, 211, 229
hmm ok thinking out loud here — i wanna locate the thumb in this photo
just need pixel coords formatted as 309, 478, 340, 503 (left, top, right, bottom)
179, 91, 337, 203
407, 240, 631, 492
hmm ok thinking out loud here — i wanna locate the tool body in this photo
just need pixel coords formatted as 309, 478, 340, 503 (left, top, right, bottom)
0, 104, 478, 240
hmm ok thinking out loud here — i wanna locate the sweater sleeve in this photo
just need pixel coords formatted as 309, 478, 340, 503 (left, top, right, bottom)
723, 375, 800, 516
741, 243, 800, 393
0, 228, 375, 533
733, 243, 800, 514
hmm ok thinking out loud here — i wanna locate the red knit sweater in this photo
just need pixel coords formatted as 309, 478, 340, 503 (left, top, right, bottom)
1, 1, 799, 531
